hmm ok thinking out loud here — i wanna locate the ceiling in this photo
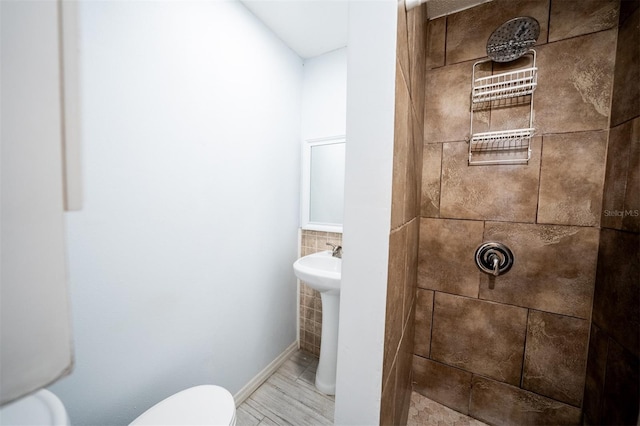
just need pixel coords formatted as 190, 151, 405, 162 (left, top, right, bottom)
426, 0, 491, 19
240, 0, 490, 59
240, 1, 349, 59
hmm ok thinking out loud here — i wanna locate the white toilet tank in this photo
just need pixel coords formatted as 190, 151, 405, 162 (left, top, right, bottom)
0, 389, 70, 426
129, 385, 236, 426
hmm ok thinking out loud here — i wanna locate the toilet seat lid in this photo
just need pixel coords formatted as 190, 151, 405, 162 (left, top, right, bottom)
129, 385, 236, 426
0, 389, 69, 426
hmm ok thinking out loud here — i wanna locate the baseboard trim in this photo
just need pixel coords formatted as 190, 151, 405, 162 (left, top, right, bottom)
233, 341, 298, 406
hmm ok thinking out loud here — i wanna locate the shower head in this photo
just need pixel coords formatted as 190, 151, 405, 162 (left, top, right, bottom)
486, 16, 540, 62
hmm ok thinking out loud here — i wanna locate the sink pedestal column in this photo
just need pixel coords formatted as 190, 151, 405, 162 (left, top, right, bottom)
315, 292, 340, 395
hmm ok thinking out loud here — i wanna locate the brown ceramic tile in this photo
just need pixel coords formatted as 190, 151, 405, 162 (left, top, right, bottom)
384, 225, 408, 382
396, 307, 415, 426
421, 143, 442, 218
439, 139, 542, 223
469, 376, 582, 425
408, 391, 489, 426
583, 323, 609, 423
303, 332, 316, 355
396, 377, 411, 426
470, 61, 493, 136
488, 56, 536, 133
397, 0, 410, 93
417, 218, 483, 298
592, 228, 640, 357
301, 305, 313, 322
301, 234, 310, 249
380, 359, 396, 426
299, 330, 307, 352
622, 120, 640, 232
601, 338, 640, 425
405, 116, 419, 224
412, 356, 473, 415
611, 6, 640, 127
602, 120, 636, 230
404, 299, 417, 352
408, 110, 424, 222
486, 107, 534, 140
424, 61, 473, 143
414, 289, 433, 358
549, 0, 620, 42
446, 0, 550, 65
431, 293, 528, 385
404, 218, 419, 323
392, 59, 411, 229
535, 29, 617, 134
480, 222, 599, 319
538, 131, 608, 227
426, 17, 446, 69
408, 3, 427, 122
522, 311, 590, 406
620, 0, 640, 24
484, 96, 533, 135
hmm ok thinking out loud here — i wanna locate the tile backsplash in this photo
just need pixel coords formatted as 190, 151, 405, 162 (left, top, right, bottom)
299, 230, 342, 356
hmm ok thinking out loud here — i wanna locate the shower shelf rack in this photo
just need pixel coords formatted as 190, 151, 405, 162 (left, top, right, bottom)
469, 49, 537, 165
472, 66, 538, 103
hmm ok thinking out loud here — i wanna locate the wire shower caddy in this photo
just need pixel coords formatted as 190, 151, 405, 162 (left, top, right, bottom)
469, 49, 537, 165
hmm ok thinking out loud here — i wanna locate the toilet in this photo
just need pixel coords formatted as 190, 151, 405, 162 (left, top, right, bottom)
0, 389, 70, 426
0, 385, 234, 426
129, 385, 236, 426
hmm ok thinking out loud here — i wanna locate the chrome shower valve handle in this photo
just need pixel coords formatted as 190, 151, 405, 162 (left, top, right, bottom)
475, 242, 514, 277
491, 255, 500, 276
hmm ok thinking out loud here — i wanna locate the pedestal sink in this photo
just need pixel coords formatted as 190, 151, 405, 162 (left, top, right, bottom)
293, 250, 341, 395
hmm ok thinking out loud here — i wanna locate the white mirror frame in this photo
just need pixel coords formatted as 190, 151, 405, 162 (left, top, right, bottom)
301, 135, 345, 233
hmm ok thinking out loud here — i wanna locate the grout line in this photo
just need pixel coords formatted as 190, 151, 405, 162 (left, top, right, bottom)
468, 373, 475, 416
597, 335, 611, 420
437, 143, 443, 218
443, 16, 448, 66
415, 286, 592, 321
477, 220, 486, 298
535, 135, 543, 225
520, 309, 531, 388
428, 290, 436, 357
546, 0, 552, 44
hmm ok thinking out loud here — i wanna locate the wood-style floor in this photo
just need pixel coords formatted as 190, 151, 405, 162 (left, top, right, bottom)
237, 350, 335, 426
237, 350, 486, 426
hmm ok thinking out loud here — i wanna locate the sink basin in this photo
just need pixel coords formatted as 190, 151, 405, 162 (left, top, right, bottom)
293, 250, 341, 295
293, 250, 342, 395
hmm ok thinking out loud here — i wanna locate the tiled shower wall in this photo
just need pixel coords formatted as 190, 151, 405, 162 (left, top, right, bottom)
299, 230, 342, 355
380, 1, 427, 424
414, 0, 622, 424
584, 1, 640, 424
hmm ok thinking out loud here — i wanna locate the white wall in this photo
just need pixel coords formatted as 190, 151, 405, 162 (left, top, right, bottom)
335, 1, 397, 424
49, 2, 303, 424
301, 47, 347, 141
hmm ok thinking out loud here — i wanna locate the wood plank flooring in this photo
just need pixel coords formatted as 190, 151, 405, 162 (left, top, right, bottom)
237, 350, 335, 426
237, 350, 486, 426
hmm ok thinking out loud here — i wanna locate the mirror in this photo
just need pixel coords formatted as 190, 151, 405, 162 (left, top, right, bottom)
302, 136, 345, 232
